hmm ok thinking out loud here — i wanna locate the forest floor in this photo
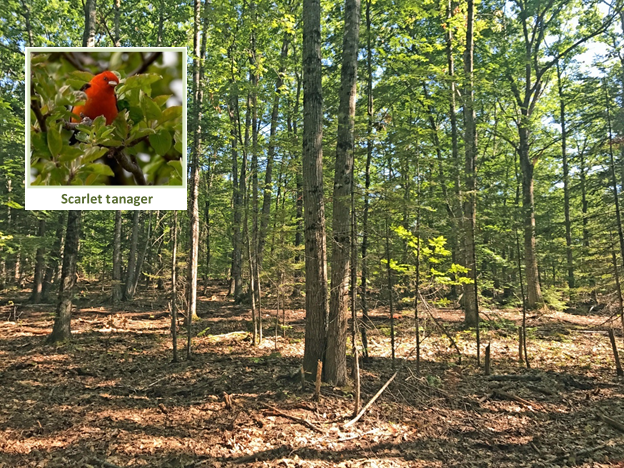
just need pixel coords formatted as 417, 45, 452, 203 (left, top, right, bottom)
2, 283, 624, 467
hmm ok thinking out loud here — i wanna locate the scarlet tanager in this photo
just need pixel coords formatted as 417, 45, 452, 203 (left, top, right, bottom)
71, 71, 119, 125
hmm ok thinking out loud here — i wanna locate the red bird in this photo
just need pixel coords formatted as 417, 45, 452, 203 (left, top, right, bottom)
72, 71, 119, 125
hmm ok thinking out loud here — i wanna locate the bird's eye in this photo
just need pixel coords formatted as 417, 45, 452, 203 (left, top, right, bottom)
104, 76, 109, 82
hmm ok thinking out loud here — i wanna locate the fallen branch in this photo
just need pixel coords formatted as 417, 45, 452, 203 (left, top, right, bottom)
345, 371, 397, 428
90, 457, 124, 468
263, 406, 325, 434
547, 439, 622, 464
486, 374, 541, 382
493, 389, 539, 411
597, 411, 624, 433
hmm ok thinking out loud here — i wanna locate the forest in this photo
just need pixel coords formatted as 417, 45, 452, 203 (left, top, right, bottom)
2, 0, 624, 466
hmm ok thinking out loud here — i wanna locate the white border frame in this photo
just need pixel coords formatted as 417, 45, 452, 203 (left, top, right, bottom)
25, 47, 188, 210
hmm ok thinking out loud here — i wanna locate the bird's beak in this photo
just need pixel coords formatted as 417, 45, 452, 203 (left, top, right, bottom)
109, 81, 118, 87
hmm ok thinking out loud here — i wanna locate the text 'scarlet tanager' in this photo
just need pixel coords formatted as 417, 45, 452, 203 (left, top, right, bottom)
71, 71, 119, 125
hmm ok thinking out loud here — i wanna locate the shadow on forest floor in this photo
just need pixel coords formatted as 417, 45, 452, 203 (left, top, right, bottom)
1, 282, 624, 467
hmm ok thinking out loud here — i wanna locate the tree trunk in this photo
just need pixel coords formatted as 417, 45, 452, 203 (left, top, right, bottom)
228, 45, 243, 301
462, 0, 478, 326
112, 210, 123, 303
114, 0, 120, 46
557, 62, 574, 290
187, 0, 205, 324
30, 219, 46, 304
43, 212, 65, 300
326, 0, 361, 385
250, 15, 262, 343
47, 211, 81, 344
360, 0, 372, 360
258, 37, 289, 265
171, 211, 179, 362
124, 210, 139, 301
518, 125, 543, 308
82, 0, 96, 47
132, 211, 152, 294
302, 0, 329, 378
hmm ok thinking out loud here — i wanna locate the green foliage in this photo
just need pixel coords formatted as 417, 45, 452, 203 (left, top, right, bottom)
389, 226, 471, 289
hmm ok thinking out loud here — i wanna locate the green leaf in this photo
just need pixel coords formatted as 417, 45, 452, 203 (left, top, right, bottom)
32, 132, 52, 159
153, 95, 172, 107
82, 147, 109, 164
4, 201, 24, 209
141, 94, 162, 121
58, 146, 83, 162
84, 163, 115, 177
70, 70, 95, 82
123, 73, 162, 91
159, 105, 182, 124
47, 125, 63, 157
167, 160, 182, 178
149, 130, 173, 156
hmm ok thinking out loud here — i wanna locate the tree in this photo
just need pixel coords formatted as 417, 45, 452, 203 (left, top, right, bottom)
302, 0, 329, 378
326, 0, 362, 385
46, 210, 81, 344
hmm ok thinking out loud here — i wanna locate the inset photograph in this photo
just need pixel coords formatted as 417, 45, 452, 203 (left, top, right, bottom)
28, 49, 184, 186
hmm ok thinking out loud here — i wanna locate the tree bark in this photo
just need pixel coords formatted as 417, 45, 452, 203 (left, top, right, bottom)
518, 125, 542, 308
258, 37, 290, 265
114, 0, 121, 46
171, 211, 179, 362
47, 211, 81, 344
462, 0, 478, 326
30, 219, 46, 304
187, 0, 205, 325
360, 0, 373, 360
82, 0, 96, 47
326, 0, 361, 385
112, 210, 122, 303
557, 61, 574, 289
43, 212, 65, 300
124, 210, 139, 301
302, 0, 329, 378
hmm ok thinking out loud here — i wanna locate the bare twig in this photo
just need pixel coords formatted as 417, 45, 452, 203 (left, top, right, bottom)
30, 83, 47, 133
345, 371, 397, 428
130, 52, 162, 76
90, 458, 124, 468
597, 411, 624, 433
62, 52, 90, 72
263, 406, 325, 433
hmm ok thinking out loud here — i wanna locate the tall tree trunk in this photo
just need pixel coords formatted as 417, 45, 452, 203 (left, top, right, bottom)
360, 0, 372, 360
229, 83, 243, 300
124, 210, 139, 301
250, 14, 262, 343
43, 212, 65, 300
46, 211, 81, 344
82, 0, 96, 47
114, 0, 120, 46
445, 0, 462, 298
518, 124, 542, 308
462, 0, 478, 326
171, 211, 179, 362
326, 0, 361, 385
579, 141, 589, 249
187, 0, 205, 325
258, 37, 289, 265
132, 211, 152, 294
112, 210, 123, 303
302, 0, 329, 378
557, 61, 574, 289
30, 219, 46, 304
